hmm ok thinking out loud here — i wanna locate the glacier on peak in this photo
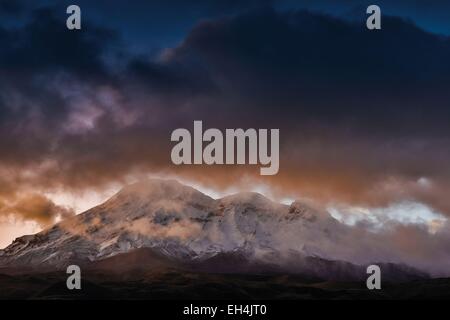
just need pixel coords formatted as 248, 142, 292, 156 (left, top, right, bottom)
0, 179, 433, 280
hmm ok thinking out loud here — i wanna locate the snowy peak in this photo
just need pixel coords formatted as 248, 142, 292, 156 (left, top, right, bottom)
220, 192, 280, 208
287, 201, 331, 222
104, 179, 215, 207
0, 180, 328, 270
0, 179, 429, 281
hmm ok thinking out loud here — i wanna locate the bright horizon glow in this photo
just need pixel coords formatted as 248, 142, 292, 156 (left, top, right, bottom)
329, 202, 447, 233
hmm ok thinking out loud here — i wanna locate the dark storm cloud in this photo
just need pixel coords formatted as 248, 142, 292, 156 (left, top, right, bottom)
0, 6, 119, 129
168, 9, 450, 130
0, 6, 121, 222
0, 0, 23, 16
113, 8, 450, 215
1, 3, 450, 223
126, 57, 216, 96
120, 7, 450, 139
0, 7, 117, 77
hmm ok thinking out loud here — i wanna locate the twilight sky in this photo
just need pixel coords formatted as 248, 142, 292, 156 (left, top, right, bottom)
1, 0, 450, 249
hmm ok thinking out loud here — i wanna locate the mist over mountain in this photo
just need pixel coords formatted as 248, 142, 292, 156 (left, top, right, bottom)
0, 179, 444, 280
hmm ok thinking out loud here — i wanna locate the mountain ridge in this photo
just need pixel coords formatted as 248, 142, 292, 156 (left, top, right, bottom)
0, 179, 429, 281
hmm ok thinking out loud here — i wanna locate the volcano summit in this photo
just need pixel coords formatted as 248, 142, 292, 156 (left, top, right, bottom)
0, 180, 429, 282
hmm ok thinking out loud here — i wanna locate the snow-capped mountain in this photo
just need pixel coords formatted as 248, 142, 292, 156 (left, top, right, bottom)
0, 179, 428, 281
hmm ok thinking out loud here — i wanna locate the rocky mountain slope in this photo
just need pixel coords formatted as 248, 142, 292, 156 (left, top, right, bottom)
0, 179, 428, 281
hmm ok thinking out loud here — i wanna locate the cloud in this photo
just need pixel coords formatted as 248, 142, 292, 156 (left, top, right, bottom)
319, 215, 450, 277
0, 193, 74, 226
0, 7, 117, 76
119, 9, 450, 215
0, 0, 23, 16
0, 5, 450, 225
128, 218, 202, 240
